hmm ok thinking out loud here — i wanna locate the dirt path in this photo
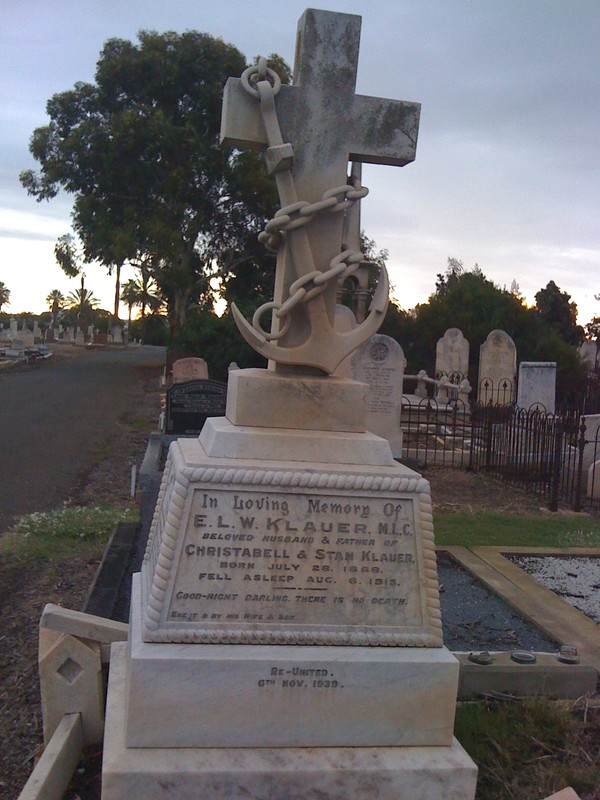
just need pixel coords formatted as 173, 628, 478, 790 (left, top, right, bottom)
0, 344, 165, 533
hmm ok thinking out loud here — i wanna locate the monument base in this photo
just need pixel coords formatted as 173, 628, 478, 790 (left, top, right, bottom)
103, 643, 478, 800
126, 576, 459, 748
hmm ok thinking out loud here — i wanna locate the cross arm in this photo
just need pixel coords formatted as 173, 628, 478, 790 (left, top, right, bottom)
349, 95, 421, 166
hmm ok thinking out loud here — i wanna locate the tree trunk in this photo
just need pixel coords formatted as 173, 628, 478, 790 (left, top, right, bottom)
113, 262, 122, 321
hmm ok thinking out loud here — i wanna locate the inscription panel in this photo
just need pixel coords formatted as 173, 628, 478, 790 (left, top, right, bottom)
165, 380, 227, 434
164, 487, 425, 633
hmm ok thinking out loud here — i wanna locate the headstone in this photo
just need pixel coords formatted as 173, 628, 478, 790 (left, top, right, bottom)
165, 379, 227, 435
351, 333, 406, 457
517, 362, 557, 412
75, 330, 85, 346
478, 329, 517, 404
102, 11, 476, 800
435, 328, 469, 383
581, 414, 600, 476
9, 318, 18, 337
20, 328, 35, 347
580, 341, 597, 372
112, 326, 123, 344
171, 357, 209, 383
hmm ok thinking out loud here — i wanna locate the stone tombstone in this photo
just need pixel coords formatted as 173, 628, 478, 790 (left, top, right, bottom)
171, 356, 208, 384
581, 414, 600, 476
20, 328, 35, 347
478, 329, 517, 404
351, 334, 406, 457
165, 379, 227, 435
580, 341, 597, 372
112, 325, 123, 344
102, 10, 476, 800
517, 362, 557, 413
435, 328, 469, 383
9, 317, 18, 336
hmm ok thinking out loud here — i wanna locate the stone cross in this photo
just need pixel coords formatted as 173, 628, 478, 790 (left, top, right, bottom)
221, 9, 420, 373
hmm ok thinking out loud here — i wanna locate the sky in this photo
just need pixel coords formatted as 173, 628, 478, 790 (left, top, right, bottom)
1, 0, 599, 327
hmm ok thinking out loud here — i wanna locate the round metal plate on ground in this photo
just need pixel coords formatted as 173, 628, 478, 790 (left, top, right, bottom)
468, 651, 493, 665
557, 645, 580, 664
510, 650, 537, 664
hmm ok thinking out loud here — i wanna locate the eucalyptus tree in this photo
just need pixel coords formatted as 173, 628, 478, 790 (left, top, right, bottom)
21, 31, 282, 341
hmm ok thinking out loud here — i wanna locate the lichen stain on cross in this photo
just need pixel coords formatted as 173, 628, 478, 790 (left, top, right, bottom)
220, 8, 420, 374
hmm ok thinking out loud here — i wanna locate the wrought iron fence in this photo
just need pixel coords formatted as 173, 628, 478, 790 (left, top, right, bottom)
401, 398, 596, 511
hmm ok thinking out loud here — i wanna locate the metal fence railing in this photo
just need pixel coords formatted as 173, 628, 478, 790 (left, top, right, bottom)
401, 398, 598, 512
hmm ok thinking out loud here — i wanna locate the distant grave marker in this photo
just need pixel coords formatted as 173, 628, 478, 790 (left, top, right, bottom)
165, 379, 227, 435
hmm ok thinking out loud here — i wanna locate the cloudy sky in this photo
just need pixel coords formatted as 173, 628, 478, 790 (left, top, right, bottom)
1, 0, 599, 326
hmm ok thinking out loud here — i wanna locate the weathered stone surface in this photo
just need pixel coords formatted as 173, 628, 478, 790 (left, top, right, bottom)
220, 9, 420, 373
103, 644, 477, 800
517, 361, 557, 412
478, 329, 517, 404
172, 357, 208, 383
128, 576, 457, 748
38, 631, 103, 746
226, 368, 367, 432
351, 334, 406, 457
141, 428, 441, 647
435, 328, 469, 382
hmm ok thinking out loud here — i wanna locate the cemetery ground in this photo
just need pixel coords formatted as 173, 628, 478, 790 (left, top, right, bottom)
0, 355, 597, 796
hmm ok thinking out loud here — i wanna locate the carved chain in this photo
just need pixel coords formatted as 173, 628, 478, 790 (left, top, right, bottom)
240, 59, 369, 342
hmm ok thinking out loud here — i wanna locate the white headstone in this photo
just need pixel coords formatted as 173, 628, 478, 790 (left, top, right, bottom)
478, 329, 517, 404
20, 329, 35, 347
435, 328, 469, 382
517, 362, 557, 412
351, 334, 406, 459
171, 357, 209, 383
580, 341, 597, 372
581, 414, 600, 476
9, 318, 18, 335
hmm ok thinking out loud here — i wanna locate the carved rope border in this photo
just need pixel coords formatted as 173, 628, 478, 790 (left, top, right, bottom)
142, 465, 443, 647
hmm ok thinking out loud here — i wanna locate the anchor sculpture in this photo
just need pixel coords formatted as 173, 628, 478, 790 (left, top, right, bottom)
220, 9, 420, 374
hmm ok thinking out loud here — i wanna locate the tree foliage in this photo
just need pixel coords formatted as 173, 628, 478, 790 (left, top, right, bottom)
535, 280, 584, 346
0, 282, 10, 312
382, 258, 587, 406
21, 31, 283, 341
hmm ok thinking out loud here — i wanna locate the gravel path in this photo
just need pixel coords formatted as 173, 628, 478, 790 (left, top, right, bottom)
508, 555, 600, 624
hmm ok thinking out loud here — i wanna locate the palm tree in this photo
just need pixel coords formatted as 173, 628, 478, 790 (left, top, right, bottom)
121, 276, 163, 320
46, 289, 65, 326
0, 281, 10, 312
67, 276, 99, 332
120, 280, 139, 323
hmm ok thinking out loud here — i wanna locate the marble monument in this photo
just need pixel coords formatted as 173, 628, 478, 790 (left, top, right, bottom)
102, 10, 477, 800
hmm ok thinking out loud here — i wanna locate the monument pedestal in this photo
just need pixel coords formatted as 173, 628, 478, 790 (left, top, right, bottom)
102, 373, 477, 798
104, 643, 477, 800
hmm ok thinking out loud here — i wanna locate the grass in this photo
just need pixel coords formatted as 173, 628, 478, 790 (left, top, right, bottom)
455, 696, 600, 800
434, 511, 600, 548
0, 503, 139, 563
